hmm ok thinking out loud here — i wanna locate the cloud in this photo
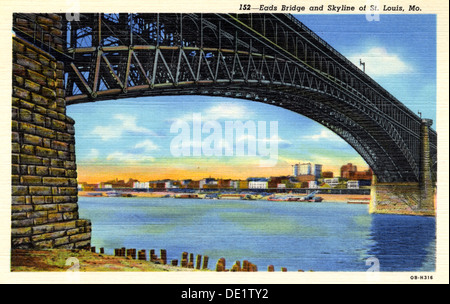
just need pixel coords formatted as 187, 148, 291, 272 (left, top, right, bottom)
106, 151, 155, 163
203, 104, 250, 120
302, 129, 342, 141
172, 103, 252, 123
134, 139, 159, 152
92, 114, 156, 141
348, 47, 414, 76
92, 126, 120, 141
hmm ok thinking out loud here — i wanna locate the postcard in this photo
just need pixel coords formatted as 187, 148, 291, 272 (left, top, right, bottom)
1, 0, 448, 288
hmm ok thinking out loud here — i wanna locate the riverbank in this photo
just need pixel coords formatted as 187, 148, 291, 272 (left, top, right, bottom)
78, 191, 370, 203
11, 249, 201, 272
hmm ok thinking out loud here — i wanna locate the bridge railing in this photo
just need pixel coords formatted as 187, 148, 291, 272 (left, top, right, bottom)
12, 13, 67, 57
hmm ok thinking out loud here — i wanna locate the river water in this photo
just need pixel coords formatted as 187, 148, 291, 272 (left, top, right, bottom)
78, 197, 435, 272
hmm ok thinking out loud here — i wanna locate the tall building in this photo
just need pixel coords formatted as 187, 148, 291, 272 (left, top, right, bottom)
292, 164, 299, 177
341, 163, 357, 179
299, 163, 312, 175
314, 164, 322, 180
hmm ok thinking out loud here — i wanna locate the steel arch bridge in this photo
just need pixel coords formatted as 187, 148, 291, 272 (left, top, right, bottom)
15, 13, 438, 184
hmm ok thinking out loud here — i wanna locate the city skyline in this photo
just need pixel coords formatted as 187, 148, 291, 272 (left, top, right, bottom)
67, 14, 435, 184
78, 161, 370, 185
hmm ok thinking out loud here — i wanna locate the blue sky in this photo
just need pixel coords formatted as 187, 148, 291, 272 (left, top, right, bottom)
67, 14, 437, 183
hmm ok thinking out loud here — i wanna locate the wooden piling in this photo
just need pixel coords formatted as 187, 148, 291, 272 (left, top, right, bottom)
250, 263, 258, 272
195, 254, 202, 270
90, 246, 96, 253
216, 257, 226, 272
100, 247, 105, 254
150, 249, 155, 261
126, 248, 136, 259
202, 255, 209, 270
189, 253, 194, 266
138, 250, 147, 261
281, 267, 287, 272
268, 265, 274, 272
171, 259, 178, 266
231, 261, 241, 272
242, 260, 249, 272
181, 259, 188, 268
160, 249, 167, 265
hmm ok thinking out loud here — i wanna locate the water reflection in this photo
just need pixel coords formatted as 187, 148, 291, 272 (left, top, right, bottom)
368, 214, 436, 271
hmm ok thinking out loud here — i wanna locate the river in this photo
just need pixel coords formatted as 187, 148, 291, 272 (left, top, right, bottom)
78, 197, 435, 272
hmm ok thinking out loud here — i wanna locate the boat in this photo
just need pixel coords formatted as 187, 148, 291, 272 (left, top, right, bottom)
268, 195, 293, 201
175, 194, 199, 199
241, 194, 257, 200
120, 193, 135, 197
347, 198, 370, 204
85, 192, 103, 197
105, 191, 120, 197
220, 194, 244, 200
298, 191, 323, 202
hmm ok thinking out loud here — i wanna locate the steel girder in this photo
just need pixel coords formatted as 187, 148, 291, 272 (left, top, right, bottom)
17, 12, 436, 183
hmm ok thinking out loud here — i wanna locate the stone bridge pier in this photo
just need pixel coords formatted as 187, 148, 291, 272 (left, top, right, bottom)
369, 119, 436, 216
11, 14, 91, 249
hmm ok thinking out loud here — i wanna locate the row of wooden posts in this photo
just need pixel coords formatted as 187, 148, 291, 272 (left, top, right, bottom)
89, 246, 303, 272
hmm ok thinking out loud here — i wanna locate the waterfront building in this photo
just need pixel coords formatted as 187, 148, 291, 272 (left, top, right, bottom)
200, 178, 217, 189
347, 180, 360, 189
322, 171, 334, 178
248, 178, 269, 189
133, 181, 150, 189
308, 181, 318, 189
98, 182, 113, 189
239, 180, 249, 189
323, 178, 340, 188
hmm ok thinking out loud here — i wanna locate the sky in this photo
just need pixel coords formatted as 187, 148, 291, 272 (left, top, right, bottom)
67, 14, 437, 184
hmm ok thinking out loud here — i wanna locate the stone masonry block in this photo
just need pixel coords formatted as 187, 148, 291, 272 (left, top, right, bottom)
16, 54, 42, 73
20, 175, 42, 185
23, 134, 43, 146
31, 92, 49, 106
12, 204, 33, 213
43, 177, 69, 186
24, 79, 41, 93
41, 87, 56, 99
12, 185, 28, 196
31, 231, 65, 243
20, 154, 43, 165
27, 70, 47, 86
11, 227, 32, 237
19, 122, 36, 134
57, 203, 78, 212
69, 232, 91, 243
13, 86, 31, 101
28, 186, 52, 196
35, 126, 56, 139
36, 146, 57, 158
